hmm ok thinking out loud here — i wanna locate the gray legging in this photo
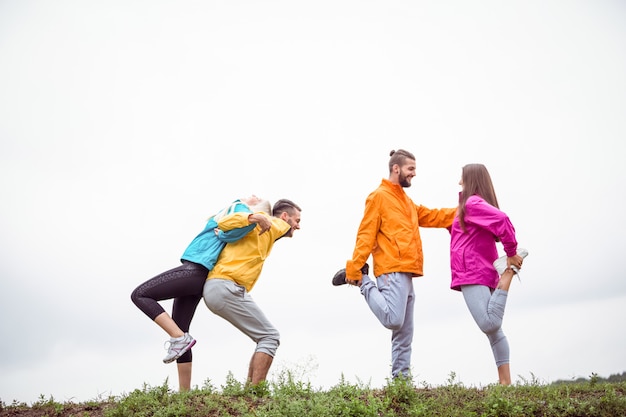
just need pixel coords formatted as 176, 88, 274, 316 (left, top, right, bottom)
460, 285, 510, 367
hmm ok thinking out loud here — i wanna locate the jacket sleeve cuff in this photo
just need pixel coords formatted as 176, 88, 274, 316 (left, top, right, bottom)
346, 260, 362, 281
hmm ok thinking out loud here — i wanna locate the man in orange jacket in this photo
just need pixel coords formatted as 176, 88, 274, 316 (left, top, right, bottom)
333, 149, 456, 380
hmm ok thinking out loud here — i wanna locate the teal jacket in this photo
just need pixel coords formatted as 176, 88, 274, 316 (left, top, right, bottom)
180, 200, 255, 270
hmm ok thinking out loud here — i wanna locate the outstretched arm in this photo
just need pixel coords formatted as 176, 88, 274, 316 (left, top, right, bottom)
416, 205, 457, 228
217, 224, 256, 242
216, 211, 273, 242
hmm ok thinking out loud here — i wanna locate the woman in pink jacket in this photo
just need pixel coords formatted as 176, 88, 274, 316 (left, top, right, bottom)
450, 164, 527, 385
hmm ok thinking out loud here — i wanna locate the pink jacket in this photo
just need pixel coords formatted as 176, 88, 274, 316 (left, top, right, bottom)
450, 195, 517, 291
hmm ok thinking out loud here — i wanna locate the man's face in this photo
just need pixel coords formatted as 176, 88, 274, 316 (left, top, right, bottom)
398, 160, 416, 188
281, 210, 301, 238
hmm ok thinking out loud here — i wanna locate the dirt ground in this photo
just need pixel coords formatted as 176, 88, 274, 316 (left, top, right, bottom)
0, 402, 112, 417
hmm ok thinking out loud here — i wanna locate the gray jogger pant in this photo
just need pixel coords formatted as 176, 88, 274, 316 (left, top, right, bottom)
203, 278, 280, 357
360, 272, 415, 378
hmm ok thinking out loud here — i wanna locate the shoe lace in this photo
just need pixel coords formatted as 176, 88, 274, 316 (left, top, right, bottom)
164, 337, 181, 352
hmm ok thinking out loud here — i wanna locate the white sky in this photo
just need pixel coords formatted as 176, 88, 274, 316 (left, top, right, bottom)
1, 0, 625, 404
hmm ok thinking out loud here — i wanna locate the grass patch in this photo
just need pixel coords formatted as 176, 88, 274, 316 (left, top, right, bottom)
1, 371, 625, 417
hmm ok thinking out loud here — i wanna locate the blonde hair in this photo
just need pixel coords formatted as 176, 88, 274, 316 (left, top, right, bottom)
249, 199, 272, 214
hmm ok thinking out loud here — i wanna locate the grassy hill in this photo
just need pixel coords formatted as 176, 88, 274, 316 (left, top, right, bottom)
2, 371, 625, 417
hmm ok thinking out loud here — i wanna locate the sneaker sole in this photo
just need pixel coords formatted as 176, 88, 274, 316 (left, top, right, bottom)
493, 248, 529, 275
332, 269, 347, 286
163, 339, 196, 364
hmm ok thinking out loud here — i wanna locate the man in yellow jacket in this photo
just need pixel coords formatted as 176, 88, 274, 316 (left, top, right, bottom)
333, 149, 456, 380
203, 198, 302, 387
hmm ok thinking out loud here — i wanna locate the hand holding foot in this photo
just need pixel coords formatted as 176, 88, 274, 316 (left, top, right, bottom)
332, 263, 370, 287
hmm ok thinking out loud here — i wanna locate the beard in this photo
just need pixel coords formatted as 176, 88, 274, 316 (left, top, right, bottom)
399, 173, 412, 188
276, 227, 293, 241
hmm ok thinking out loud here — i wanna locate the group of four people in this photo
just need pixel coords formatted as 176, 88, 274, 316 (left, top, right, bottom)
131, 148, 527, 390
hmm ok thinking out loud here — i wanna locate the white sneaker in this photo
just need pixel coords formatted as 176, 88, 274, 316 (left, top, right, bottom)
493, 248, 529, 276
163, 333, 196, 364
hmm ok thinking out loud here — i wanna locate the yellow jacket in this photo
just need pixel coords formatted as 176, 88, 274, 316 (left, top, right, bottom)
346, 179, 456, 281
207, 212, 291, 291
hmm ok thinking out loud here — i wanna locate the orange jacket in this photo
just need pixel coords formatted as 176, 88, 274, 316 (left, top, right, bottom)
346, 178, 456, 281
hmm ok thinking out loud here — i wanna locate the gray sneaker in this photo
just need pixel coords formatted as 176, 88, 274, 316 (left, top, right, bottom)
493, 248, 529, 276
163, 333, 196, 364
332, 263, 369, 286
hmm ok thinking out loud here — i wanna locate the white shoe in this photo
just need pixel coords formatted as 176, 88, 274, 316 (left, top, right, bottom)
163, 333, 196, 364
493, 248, 529, 277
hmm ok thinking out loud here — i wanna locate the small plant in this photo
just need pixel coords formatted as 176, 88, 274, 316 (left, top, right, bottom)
271, 369, 315, 398
590, 372, 599, 387
30, 394, 65, 415
200, 377, 216, 393
221, 371, 246, 396
327, 374, 371, 399
483, 385, 524, 417
246, 380, 271, 397
446, 371, 459, 386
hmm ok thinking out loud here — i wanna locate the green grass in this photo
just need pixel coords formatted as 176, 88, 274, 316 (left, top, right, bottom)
1, 371, 625, 417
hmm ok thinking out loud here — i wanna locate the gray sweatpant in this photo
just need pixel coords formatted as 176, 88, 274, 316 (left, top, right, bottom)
360, 272, 414, 378
203, 278, 280, 357
460, 285, 510, 367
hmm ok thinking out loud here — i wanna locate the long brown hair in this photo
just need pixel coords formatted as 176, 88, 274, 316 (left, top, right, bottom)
458, 164, 499, 232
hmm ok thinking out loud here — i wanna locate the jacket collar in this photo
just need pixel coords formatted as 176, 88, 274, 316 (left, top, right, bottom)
381, 178, 406, 197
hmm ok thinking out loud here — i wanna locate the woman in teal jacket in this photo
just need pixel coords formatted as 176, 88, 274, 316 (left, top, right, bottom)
130, 196, 271, 390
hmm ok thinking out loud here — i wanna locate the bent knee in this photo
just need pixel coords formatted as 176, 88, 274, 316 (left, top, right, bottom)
382, 315, 404, 330
256, 331, 280, 357
203, 286, 225, 312
478, 320, 502, 335
130, 288, 141, 305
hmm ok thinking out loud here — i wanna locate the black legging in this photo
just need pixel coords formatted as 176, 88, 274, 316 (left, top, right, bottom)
130, 261, 208, 363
